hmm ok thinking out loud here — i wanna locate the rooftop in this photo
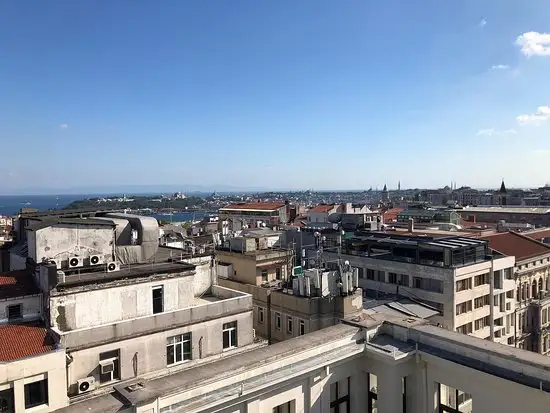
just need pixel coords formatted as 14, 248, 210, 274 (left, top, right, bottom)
524, 228, 550, 241
0, 270, 40, 299
0, 322, 56, 362
480, 231, 550, 262
308, 204, 336, 213
27, 217, 116, 232
219, 202, 286, 211
462, 206, 550, 214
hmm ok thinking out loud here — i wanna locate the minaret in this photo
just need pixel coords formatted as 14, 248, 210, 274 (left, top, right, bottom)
398, 181, 401, 191
382, 184, 389, 200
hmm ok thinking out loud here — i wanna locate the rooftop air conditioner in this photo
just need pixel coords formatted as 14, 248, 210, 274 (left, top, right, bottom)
68, 256, 83, 268
89, 255, 103, 266
77, 377, 96, 395
100, 360, 115, 375
107, 262, 120, 273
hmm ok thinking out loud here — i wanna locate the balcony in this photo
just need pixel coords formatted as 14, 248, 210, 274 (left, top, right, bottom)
51, 286, 252, 350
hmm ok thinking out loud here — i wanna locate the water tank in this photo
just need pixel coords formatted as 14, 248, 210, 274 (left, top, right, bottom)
352, 268, 359, 289
304, 276, 311, 297
292, 277, 299, 295
341, 272, 349, 293
298, 276, 305, 296
348, 273, 354, 293
311, 269, 321, 288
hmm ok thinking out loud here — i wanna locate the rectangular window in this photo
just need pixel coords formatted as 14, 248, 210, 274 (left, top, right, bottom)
275, 312, 281, 330
456, 278, 472, 292
455, 301, 472, 315
388, 272, 397, 284
474, 295, 490, 309
366, 269, 375, 280
455, 323, 472, 334
258, 307, 264, 324
261, 269, 268, 282
152, 286, 164, 314
368, 373, 377, 413
272, 401, 294, 413
474, 316, 490, 331
167, 333, 192, 365
24, 379, 48, 409
474, 273, 488, 286
413, 277, 422, 289
330, 377, 351, 413
543, 308, 548, 324
299, 319, 305, 335
398, 274, 409, 286
287, 316, 293, 334
99, 349, 120, 384
275, 268, 281, 280
223, 321, 237, 349
7, 304, 22, 321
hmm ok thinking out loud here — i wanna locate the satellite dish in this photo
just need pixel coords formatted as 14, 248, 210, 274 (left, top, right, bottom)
328, 213, 342, 223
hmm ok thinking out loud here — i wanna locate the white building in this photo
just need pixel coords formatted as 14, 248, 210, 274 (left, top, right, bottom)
322, 232, 516, 345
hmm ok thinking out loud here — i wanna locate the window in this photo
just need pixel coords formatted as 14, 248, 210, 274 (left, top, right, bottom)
366, 269, 375, 280
275, 312, 281, 330
167, 333, 192, 365
99, 349, 120, 383
474, 316, 490, 331
330, 377, 351, 413
474, 273, 488, 286
273, 401, 294, 413
24, 379, 48, 409
299, 320, 305, 335
223, 321, 237, 349
7, 304, 22, 321
398, 274, 409, 286
455, 301, 472, 315
455, 323, 472, 334
258, 307, 264, 324
437, 383, 472, 413
474, 295, 490, 309
287, 316, 293, 334
275, 268, 281, 280
261, 269, 268, 282
367, 373, 377, 413
413, 277, 422, 289
544, 308, 548, 325
456, 278, 472, 292
152, 286, 164, 314
388, 272, 397, 284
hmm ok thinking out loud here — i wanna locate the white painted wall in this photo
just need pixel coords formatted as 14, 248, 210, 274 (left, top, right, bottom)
50, 276, 195, 331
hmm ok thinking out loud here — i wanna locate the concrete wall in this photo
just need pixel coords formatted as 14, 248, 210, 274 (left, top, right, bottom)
215, 251, 257, 285
184, 256, 213, 296
32, 224, 114, 265
67, 310, 253, 395
50, 276, 195, 331
0, 294, 41, 324
9, 253, 26, 271
0, 350, 68, 412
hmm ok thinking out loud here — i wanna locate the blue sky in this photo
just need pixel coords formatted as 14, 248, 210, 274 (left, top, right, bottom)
1, 0, 550, 193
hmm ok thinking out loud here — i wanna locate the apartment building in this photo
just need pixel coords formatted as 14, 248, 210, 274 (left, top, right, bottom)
218, 202, 289, 230
321, 232, 516, 345
0, 210, 260, 412
57, 313, 550, 413
480, 231, 550, 352
215, 235, 363, 342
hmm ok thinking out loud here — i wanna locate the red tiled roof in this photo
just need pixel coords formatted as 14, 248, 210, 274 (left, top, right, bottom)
479, 232, 550, 261
383, 208, 403, 222
0, 323, 55, 361
220, 202, 286, 211
0, 270, 40, 300
308, 204, 336, 214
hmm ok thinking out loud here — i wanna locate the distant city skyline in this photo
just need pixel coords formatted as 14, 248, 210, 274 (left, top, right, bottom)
1, 1, 549, 191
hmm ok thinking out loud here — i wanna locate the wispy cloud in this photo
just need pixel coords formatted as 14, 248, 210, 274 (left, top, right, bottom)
490, 64, 510, 70
516, 106, 550, 125
476, 128, 517, 137
478, 18, 487, 28
59, 123, 69, 130
515, 32, 550, 57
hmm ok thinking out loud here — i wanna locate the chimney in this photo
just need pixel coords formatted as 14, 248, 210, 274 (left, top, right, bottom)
408, 218, 414, 233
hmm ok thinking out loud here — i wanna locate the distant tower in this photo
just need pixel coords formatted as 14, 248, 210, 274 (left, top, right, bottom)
499, 179, 507, 194
398, 181, 401, 191
382, 184, 389, 200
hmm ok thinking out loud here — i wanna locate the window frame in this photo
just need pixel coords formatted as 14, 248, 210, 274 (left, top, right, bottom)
275, 312, 281, 330
166, 333, 192, 366
7, 304, 23, 321
223, 321, 237, 350
99, 349, 120, 384
258, 307, 264, 324
287, 315, 293, 334
152, 285, 164, 314
24, 379, 48, 409
299, 319, 305, 336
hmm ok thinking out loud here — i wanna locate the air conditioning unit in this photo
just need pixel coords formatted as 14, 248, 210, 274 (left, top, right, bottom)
49, 259, 61, 269
100, 360, 115, 375
77, 376, 96, 394
89, 255, 103, 266
106, 262, 120, 273
68, 256, 83, 268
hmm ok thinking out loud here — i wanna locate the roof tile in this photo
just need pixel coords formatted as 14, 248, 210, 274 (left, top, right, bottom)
480, 232, 550, 261
0, 270, 40, 299
0, 323, 55, 361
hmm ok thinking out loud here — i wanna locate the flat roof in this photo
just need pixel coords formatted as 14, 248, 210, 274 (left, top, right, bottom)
219, 202, 286, 212
351, 232, 487, 249
27, 217, 116, 232
462, 206, 550, 214
0, 270, 40, 299
0, 322, 56, 361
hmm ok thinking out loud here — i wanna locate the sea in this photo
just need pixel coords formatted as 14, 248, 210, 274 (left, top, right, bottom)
0, 195, 206, 222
